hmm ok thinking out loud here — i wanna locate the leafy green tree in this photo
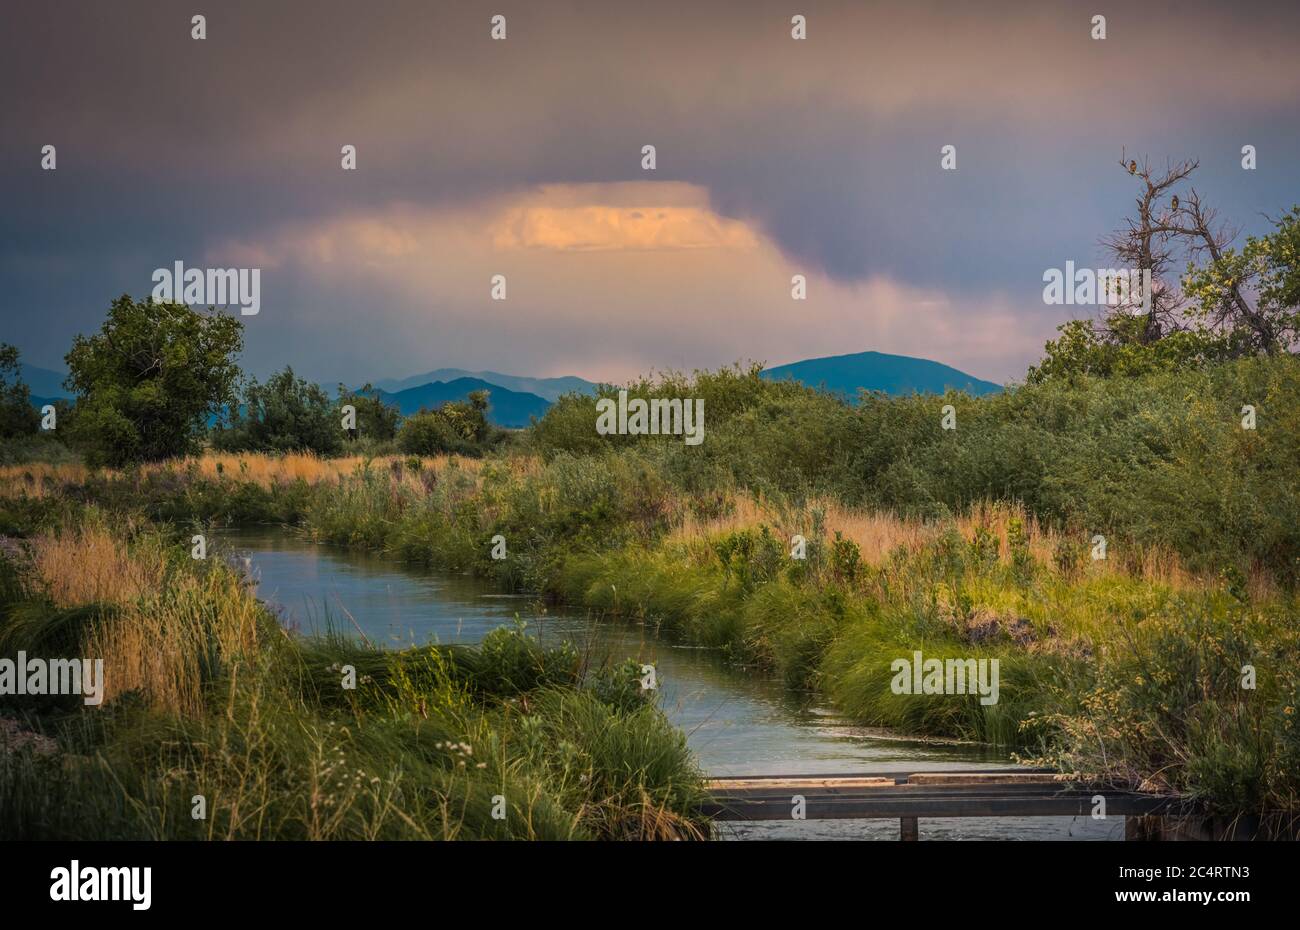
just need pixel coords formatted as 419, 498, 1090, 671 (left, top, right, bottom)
1027, 319, 1240, 383
1183, 205, 1300, 354
214, 367, 342, 454
445, 389, 492, 441
0, 343, 40, 439
398, 390, 497, 455
337, 383, 400, 443
65, 296, 243, 466
1031, 154, 1298, 383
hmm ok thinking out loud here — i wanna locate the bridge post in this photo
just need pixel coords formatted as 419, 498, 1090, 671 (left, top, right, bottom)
900, 816, 919, 841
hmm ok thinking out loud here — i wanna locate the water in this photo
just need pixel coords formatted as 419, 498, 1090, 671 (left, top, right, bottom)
221, 528, 1119, 841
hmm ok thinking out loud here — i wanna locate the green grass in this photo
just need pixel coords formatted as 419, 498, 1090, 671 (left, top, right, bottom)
0, 530, 707, 840
6, 354, 1300, 826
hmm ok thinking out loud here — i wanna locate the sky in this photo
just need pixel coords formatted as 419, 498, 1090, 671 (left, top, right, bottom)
1, 0, 1298, 386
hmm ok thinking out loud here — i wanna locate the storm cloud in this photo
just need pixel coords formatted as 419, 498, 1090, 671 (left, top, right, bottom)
2, 0, 1297, 383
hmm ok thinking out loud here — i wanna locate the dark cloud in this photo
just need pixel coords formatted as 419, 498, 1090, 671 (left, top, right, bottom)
1, 0, 1297, 380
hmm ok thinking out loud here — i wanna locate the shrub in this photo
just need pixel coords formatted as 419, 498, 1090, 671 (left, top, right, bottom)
0, 344, 40, 440
398, 391, 501, 456
213, 367, 343, 455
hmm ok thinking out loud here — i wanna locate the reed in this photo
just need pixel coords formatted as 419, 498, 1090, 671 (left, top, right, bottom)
0, 509, 707, 840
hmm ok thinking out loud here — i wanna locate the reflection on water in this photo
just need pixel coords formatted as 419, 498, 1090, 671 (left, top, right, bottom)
221, 528, 1120, 841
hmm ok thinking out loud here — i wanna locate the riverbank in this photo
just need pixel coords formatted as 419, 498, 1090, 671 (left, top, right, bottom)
3, 447, 1298, 829
224, 525, 1103, 840
0, 508, 707, 840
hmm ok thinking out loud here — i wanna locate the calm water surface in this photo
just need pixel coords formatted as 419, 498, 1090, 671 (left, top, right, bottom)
221, 527, 1118, 841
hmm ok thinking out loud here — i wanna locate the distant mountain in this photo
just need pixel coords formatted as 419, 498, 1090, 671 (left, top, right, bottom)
19, 363, 72, 399
761, 350, 1002, 399
371, 369, 597, 402
16, 352, 998, 429
376, 378, 551, 428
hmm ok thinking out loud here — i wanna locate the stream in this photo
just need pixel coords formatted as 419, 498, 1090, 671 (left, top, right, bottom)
222, 528, 1118, 841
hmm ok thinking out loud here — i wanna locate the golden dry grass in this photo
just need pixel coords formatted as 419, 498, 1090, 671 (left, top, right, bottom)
85, 567, 268, 715
177, 452, 479, 485
0, 461, 90, 498
18, 514, 270, 716
671, 491, 1205, 591
23, 517, 162, 607
0, 451, 487, 498
0, 451, 1262, 596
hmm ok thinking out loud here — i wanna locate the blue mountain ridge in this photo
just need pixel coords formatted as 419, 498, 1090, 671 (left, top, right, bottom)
18, 363, 72, 398
373, 378, 550, 429
368, 369, 597, 403
19, 351, 1003, 430
761, 350, 1002, 398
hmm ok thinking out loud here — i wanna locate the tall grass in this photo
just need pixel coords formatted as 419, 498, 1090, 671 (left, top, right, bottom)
5, 353, 1299, 822
0, 514, 707, 840
0, 452, 482, 497
5, 511, 273, 716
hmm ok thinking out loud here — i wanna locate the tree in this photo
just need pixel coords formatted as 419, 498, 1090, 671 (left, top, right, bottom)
336, 383, 400, 443
0, 343, 41, 439
65, 296, 243, 466
1183, 205, 1300, 354
397, 390, 497, 455
1096, 153, 1198, 345
1032, 154, 1299, 382
213, 367, 342, 454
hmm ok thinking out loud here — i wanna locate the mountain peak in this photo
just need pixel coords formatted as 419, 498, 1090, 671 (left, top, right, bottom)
371, 369, 597, 402
761, 350, 1001, 398
375, 378, 550, 428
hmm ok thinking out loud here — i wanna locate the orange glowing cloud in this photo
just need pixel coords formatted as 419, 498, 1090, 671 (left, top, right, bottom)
490, 183, 759, 252
210, 184, 1045, 385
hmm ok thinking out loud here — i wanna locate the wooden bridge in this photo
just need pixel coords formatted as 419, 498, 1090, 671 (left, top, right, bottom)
702, 769, 1201, 840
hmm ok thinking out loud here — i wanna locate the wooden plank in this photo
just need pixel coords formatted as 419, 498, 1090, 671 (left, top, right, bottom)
708, 781, 1088, 801
699, 770, 1191, 823
712, 801, 1177, 821
707, 776, 896, 791
906, 772, 1073, 786
708, 767, 1050, 782
702, 790, 1186, 822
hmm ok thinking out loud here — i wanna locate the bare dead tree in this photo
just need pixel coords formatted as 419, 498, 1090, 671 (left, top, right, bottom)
1172, 189, 1278, 351
1099, 153, 1280, 355
1099, 152, 1198, 344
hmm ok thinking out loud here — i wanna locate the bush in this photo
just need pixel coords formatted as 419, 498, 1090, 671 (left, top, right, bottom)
213, 367, 343, 455
336, 383, 400, 444
397, 390, 501, 456
0, 344, 40, 440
